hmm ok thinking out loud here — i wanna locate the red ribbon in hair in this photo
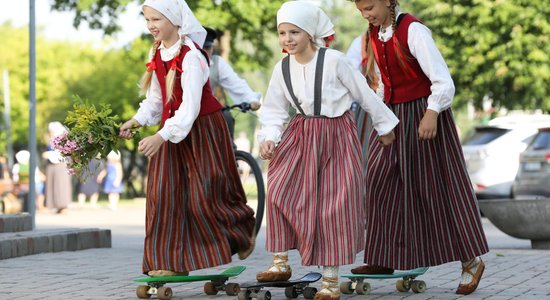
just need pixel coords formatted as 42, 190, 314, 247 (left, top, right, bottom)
324, 34, 335, 47
281, 48, 288, 53
170, 57, 183, 73
146, 61, 156, 72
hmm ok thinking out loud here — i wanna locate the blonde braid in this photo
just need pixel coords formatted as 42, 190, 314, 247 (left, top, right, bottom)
139, 40, 162, 96
365, 23, 379, 90
164, 41, 183, 103
390, 0, 414, 76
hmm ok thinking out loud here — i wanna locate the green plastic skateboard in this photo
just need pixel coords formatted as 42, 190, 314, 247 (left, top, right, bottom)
238, 272, 322, 300
340, 267, 428, 295
134, 265, 246, 299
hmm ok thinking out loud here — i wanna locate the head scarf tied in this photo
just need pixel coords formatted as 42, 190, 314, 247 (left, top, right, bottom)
142, 0, 206, 47
277, 1, 335, 48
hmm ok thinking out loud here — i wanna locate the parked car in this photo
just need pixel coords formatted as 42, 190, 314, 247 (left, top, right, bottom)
461, 115, 550, 199
512, 127, 550, 199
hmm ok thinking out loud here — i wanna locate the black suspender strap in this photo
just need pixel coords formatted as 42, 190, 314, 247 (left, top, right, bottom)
281, 48, 327, 116
282, 55, 306, 115
313, 48, 326, 116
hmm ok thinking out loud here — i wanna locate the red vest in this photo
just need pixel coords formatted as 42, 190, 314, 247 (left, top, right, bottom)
154, 44, 222, 123
370, 14, 432, 104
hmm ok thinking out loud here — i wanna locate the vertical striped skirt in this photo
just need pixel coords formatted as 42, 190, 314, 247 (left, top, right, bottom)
266, 111, 364, 266
363, 98, 489, 269
142, 111, 255, 274
354, 107, 372, 171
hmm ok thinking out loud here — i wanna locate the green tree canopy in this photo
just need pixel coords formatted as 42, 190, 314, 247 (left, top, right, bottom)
51, 0, 285, 72
409, 0, 550, 111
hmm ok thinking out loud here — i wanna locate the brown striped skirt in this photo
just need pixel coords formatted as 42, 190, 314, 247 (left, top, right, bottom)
363, 98, 489, 269
142, 111, 255, 274
265, 111, 365, 266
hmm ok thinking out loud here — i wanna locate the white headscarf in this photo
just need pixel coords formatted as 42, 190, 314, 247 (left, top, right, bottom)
142, 0, 207, 47
277, 1, 335, 48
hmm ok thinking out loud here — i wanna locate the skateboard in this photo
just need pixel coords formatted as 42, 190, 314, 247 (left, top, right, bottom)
238, 272, 322, 300
340, 267, 428, 295
134, 265, 246, 300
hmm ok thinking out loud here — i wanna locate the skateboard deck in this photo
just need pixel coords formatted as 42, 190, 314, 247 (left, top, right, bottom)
238, 272, 322, 300
340, 267, 428, 295
134, 265, 246, 299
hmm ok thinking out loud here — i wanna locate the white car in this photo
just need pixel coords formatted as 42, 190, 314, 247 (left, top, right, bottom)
461, 115, 550, 199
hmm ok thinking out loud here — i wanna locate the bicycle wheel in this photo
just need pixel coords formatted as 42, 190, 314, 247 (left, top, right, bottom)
235, 150, 265, 236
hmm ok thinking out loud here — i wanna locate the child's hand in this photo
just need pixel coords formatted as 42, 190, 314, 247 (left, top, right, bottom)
119, 119, 141, 139
418, 110, 438, 140
379, 131, 395, 146
138, 134, 165, 158
259, 141, 276, 160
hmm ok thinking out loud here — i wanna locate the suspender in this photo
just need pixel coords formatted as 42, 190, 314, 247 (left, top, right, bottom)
281, 48, 327, 116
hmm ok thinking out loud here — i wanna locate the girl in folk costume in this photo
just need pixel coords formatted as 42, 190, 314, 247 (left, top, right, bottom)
256, 2, 399, 299
348, 0, 489, 295
119, 0, 255, 277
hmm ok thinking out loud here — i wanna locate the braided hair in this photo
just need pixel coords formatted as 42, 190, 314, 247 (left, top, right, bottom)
359, 0, 411, 89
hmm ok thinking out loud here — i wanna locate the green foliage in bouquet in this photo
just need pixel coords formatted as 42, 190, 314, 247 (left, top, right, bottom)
52, 96, 138, 180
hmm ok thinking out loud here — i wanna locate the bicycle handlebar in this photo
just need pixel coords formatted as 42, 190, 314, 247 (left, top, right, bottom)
225, 101, 261, 113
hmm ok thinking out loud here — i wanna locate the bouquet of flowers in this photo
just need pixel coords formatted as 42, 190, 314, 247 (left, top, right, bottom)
51, 96, 136, 180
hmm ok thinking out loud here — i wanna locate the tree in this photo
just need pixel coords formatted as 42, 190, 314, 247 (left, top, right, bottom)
408, 0, 550, 111
51, 0, 285, 73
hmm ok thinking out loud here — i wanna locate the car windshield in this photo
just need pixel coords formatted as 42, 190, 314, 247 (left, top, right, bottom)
462, 127, 510, 146
530, 131, 550, 150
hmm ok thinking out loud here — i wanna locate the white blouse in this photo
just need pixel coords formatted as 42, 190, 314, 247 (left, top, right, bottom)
257, 48, 399, 144
133, 37, 210, 143
345, 13, 455, 113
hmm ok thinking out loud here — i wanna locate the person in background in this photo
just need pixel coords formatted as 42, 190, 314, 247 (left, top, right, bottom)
348, 0, 488, 295
97, 152, 123, 211
119, 0, 255, 277
77, 157, 102, 208
44, 122, 72, 214
202, 27, 261, 139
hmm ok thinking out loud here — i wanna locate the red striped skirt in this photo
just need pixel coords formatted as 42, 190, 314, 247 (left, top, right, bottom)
265, 111, 365, 266
363, 98, 489, 269
142, 111, 255, 274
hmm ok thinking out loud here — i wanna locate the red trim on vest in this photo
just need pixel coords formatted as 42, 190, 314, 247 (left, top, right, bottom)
370, 14, 432, 104
154, 43, 222, 124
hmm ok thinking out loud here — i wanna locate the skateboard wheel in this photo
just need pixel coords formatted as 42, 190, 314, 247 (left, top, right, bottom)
285, 286, 299, 298
157, 286, 173, 300
136, 285, 151, 299
339, 281, 354, 294
257, 290, 271, 300
396, 279, 411, 292
225, 282, 241, 296
411, 280, 426, 293
303, 287, 317, 299
355, 282, 371, 295
204, 282, 219, 295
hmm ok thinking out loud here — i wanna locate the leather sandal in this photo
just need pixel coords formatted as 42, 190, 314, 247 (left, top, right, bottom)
256, 253, 292, 282
314, 276, 340, 300
456, 258, 485, 295
351, 265, 394, 274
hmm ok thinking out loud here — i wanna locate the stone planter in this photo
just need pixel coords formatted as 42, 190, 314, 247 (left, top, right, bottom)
478, 198, 550, 249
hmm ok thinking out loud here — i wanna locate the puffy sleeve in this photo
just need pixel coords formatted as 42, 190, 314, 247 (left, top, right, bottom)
337, 55, 399, 136
408, 22, 455, 113
133, 48, 163, 127
257, 62, 290, 144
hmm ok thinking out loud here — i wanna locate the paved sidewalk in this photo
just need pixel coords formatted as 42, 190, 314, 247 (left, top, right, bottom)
1, 200, 549, 300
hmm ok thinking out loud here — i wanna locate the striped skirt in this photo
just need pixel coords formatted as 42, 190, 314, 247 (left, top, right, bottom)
142, 111, 255, 274
266, 111, 364, 266
363, 98, 489, 269
353, 107, 372, 171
